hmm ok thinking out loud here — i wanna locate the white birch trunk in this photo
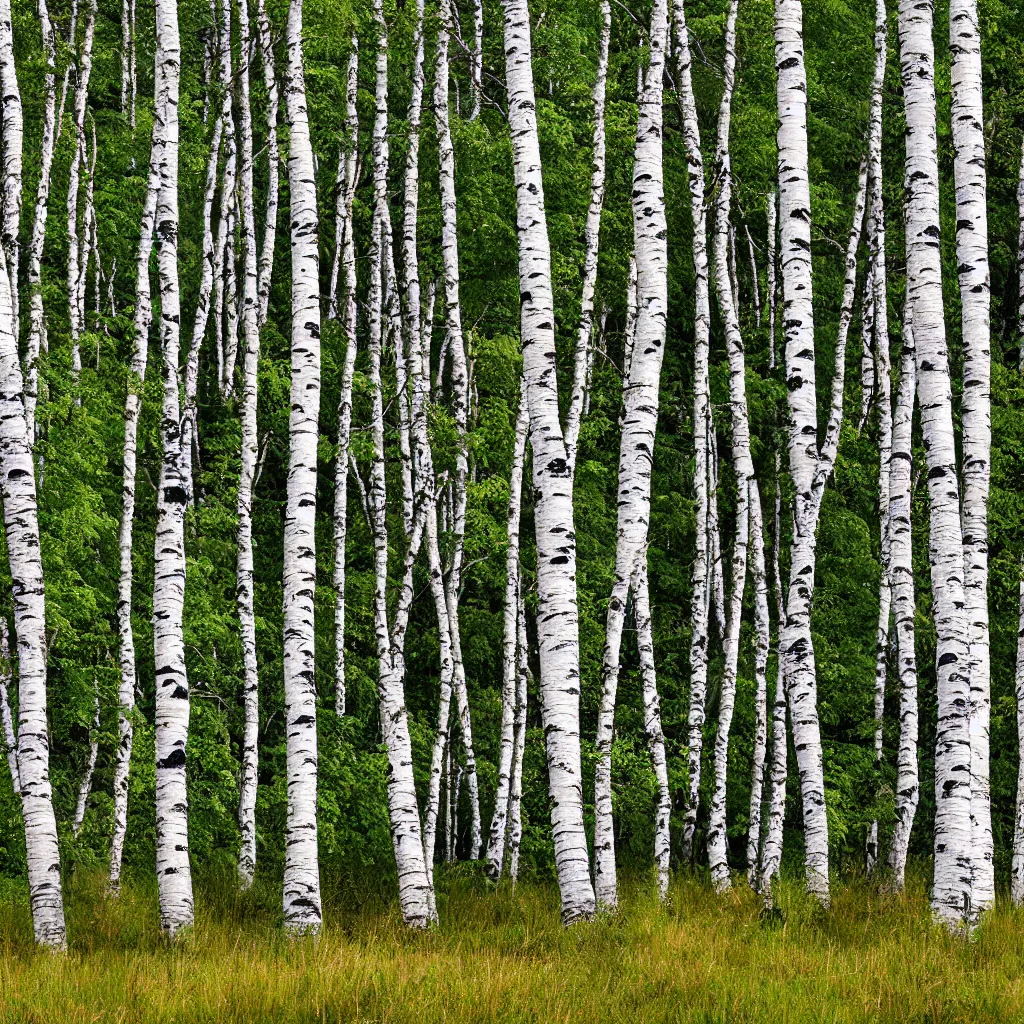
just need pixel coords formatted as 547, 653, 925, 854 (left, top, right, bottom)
949, 0, 993, 918
235, 0, 261, 892
470, 0, 483, 120
672, 0, 713, 866
563, 0, 610, 477
593, 0, 668, 911
767, 190, 778, 369
110, 92, 162, 899
24, 0, 57, 442
635, 564, 670, 900
507, 592, 529, 884
501, 0, 596, 923
746, 483, 771, 883
1018, 137, 1024, 372
707, 0, 755, 894
485, 396, 529, 880
280, 0, 322, 934
887, 307, 918, 891
255, 0, 279, 328
332, 39, 359, 717
774, 0, 829, 905
898, 0, 972, 929
0, 618, 19, 797
366, 0, 434, 928
1012, 568, 1024, 905
0, 0, 21, 330
153, 0, 193, 936
72, 680, 100, 836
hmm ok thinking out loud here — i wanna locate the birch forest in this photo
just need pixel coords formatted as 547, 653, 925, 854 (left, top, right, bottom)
3, 0, 1024, 1001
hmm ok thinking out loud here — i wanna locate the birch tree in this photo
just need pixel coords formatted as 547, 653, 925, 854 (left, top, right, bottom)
0, 619, 19, 798
235, 0, 261, 892
949, 0, 993, 917
152, 0, 194, 936
672, 0, 714, 866
898, 0, 972, 928
281, 0, 323, 934
593, 0, 668, 911
0, 0, 21, 325
501, 0, 596, 924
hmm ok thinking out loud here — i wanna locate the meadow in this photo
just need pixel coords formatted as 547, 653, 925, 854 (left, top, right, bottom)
0, 867, 1022, 1023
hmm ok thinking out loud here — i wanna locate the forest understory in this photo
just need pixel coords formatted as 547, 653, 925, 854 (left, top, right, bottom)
1, 868, 1022, 1024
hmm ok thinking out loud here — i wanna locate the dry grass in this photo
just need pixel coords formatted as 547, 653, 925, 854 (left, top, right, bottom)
0, 867, 1022, 1022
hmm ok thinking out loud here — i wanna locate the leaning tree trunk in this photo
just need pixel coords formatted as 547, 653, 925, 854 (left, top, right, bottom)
280, 0, 323, 934
365, 0, 435, 929
672, 0, 714, 866
152, 0, 193, 938
563, 0, 610, 477
774, 0, 831, 906
706, 0, 756, 894
72, 680, 100, 837
887, 305, 919, 891
898, 0, 972, 930
485, 396, 529, 880
501, 0, 596, 925
235, 0, 261, 892
949, 0, 993, 919
24, 0, 57, 442
593, 0, 668, 911
0, 0, 22, 330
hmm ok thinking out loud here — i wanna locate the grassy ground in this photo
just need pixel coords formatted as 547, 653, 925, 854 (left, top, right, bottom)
0, 867, 1023, 1023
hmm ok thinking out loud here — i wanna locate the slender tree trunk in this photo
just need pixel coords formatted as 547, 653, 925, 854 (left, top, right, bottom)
24, 0, 57, 442
485, 396, 529, 880
887, 307, 919, 891
1017, 137, 1024, 373
898, 0, 972, 930
0, 0, 21, 334
746, 484, 771, 884
501, 0, 596, 924
280, 0, 322, 934
672, 0, 713, 866
635, 564, 670, 900
110, 89, 162, 901
949, 0, 993, 919
774, 0, 830, 905
866, 0, 892, 876
255, 0, 279, 328
767, 190, 777, 369
72, 680, 100, 836
1012, 566, 1024, 905
235, 0, 261, 893
563, 0, 610, 476
366, 0, 434, 928
0, 619, 19, 797
594, 0, 668, 911
507, 592, 529, 885
332, 39, 359, 717
153, 0, 193, 937
707, 0, 755, 894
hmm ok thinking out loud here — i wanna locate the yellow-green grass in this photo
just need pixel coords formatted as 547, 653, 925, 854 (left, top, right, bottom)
1, 867, 1023, 1022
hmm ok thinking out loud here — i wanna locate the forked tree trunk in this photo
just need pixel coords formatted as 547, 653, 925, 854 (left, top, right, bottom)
898, 0, 972, 929
281, 0, 323, 934
501, 0, 596, 925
